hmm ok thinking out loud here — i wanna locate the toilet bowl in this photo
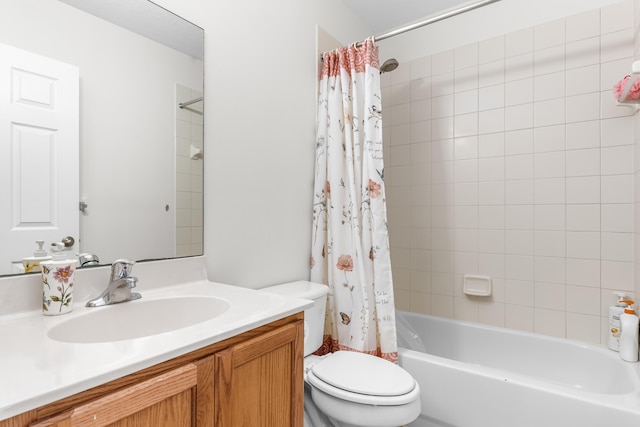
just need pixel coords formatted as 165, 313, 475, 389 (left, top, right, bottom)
262, 281, 421, 427
306, 351, 421, 427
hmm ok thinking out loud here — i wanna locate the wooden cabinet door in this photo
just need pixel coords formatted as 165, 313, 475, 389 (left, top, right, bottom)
30, 364, 198, 427
214, 321, 304, 427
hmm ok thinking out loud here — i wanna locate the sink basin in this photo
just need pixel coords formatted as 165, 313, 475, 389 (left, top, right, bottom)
48, 296, 230, 343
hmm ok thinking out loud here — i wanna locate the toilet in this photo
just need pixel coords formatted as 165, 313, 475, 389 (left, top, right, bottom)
262, 281, 421, 427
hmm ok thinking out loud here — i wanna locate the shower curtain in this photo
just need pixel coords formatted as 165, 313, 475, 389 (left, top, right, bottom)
310, 38, 397, 362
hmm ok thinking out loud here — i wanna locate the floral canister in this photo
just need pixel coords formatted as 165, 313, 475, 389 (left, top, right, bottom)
41, 254, 77, 316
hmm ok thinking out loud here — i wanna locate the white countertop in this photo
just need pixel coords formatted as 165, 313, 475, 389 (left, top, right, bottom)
0, 256, 311, 421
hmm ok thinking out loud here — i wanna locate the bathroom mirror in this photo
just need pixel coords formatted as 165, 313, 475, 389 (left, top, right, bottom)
0, 0, 204, 275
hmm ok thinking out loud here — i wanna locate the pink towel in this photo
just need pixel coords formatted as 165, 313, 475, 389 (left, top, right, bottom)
614, 75, 640, 100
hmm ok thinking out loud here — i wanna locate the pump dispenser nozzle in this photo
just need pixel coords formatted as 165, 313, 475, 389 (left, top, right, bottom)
614, 291, 628, 302
621, 300, 635, 308
624, 302, 636, 315
33, 240, 47, 257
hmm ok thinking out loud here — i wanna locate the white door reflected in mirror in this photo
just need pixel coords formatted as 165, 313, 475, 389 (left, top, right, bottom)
0, 43, 79, 275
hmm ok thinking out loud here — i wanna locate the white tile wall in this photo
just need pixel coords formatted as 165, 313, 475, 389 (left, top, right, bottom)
386, 0, 639, 345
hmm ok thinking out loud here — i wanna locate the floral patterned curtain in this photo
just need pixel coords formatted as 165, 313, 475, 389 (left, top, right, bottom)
310, 38, 397, 362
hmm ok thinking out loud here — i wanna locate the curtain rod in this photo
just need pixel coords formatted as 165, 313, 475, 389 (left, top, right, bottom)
370, 0, 502, 44
179, 97, 203, 109
320, 0, 502, 58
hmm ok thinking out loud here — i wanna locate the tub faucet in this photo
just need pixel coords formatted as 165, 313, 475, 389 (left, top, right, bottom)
85, 259, 141, 307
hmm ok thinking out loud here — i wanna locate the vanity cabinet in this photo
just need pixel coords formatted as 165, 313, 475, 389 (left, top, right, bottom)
196, 318, 304, 426
213, 319, 303, 426
0, 313, 303, 427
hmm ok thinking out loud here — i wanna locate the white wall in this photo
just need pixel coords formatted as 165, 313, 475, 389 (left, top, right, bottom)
151, 0, 372, 288
381, 0, 638, 345
0, 0, 203, 264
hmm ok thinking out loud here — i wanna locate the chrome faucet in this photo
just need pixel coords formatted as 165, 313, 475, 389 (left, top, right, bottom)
85, 259, 141, 307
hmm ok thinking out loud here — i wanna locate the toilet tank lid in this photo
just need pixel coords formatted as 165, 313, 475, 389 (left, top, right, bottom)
262, 281, 328, 300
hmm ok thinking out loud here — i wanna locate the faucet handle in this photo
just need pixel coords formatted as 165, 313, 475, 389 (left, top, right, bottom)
111, 259, 136, 280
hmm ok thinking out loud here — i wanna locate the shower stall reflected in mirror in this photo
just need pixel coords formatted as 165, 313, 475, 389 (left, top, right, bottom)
176, 85, 203, 257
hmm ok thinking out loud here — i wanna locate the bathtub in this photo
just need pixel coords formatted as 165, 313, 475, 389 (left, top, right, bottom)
395, 311, 640, 427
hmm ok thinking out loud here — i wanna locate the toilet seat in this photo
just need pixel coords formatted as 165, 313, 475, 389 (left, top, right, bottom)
306, 351, 419, 406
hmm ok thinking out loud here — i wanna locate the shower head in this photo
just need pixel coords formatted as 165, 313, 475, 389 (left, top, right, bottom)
380, 58, 399, 73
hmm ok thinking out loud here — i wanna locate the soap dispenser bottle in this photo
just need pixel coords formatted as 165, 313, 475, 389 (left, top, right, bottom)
608, 292, 628, 351
619, 301, 639, 362
40, 243, 78, 316
21, 240, 52, 273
